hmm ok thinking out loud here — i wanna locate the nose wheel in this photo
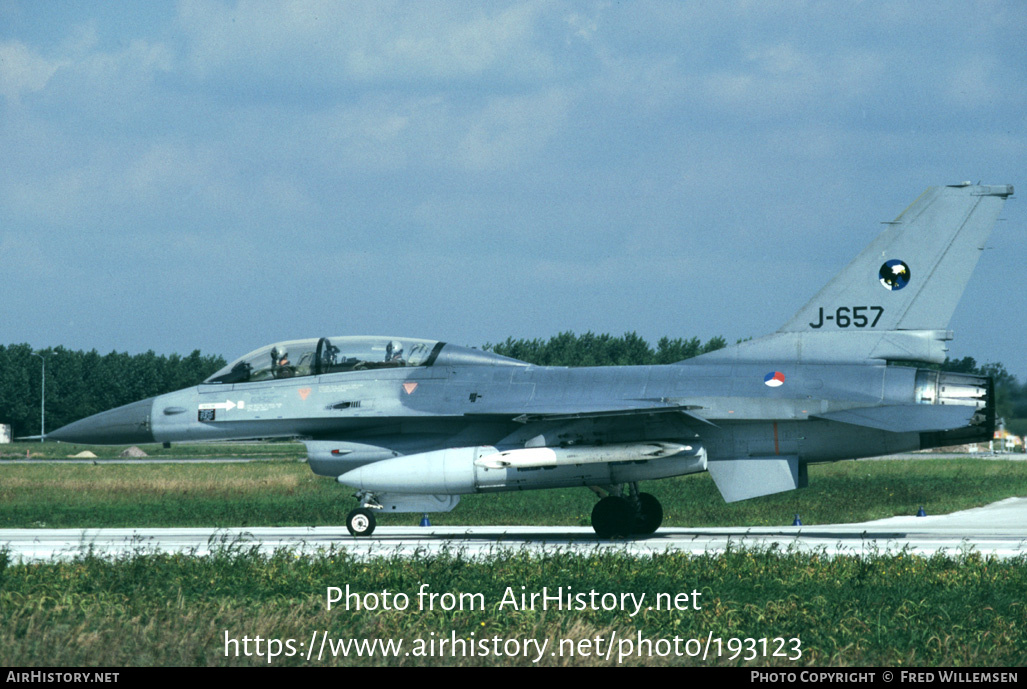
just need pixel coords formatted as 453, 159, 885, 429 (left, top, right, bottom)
590, 488, 663, 538
346, 508, 377, 537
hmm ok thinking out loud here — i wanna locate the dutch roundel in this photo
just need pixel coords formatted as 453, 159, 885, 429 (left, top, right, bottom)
879, 259, 911, 291
764, 371, 786, 388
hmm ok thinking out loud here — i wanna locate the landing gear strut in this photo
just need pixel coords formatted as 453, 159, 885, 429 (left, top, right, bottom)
590, 484, 663, 538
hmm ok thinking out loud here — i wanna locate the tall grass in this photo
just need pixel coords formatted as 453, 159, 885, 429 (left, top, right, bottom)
1, 546, 1024, 666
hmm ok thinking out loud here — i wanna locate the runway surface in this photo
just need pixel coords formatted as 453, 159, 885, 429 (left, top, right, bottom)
3, 497, 1026, 562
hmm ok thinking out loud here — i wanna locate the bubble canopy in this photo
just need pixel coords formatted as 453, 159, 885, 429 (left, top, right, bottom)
204, 336, 442, 384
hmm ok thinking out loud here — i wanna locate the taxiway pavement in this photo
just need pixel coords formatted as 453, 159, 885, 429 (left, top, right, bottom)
3, 497, 1025, 562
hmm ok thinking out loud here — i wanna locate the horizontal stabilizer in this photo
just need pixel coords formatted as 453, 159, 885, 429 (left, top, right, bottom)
707, 456, 805, 502
812, 404, 979, 433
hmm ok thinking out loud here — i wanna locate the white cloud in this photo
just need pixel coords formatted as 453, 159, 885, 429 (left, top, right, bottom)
176, 0, 554, 86
0, 40, 65, 102
456, 88, 572, 171
1, 1, 1024, 376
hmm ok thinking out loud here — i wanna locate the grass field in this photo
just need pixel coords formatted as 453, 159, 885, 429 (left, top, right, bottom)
1, 451, 1026, 529
1, 546, 1024, 666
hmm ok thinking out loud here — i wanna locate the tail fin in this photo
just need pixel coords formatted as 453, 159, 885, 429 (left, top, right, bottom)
695, 183, 1013, 364
780, 183, 1013, 333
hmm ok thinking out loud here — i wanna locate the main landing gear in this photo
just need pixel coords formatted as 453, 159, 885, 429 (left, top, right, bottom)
344, 485, 663, 539
590, 483, 663, 538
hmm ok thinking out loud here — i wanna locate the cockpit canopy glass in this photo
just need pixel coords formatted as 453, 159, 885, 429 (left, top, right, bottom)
204, 336, 440, 384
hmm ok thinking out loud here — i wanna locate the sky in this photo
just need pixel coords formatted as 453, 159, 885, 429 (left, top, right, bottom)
1, 1, 1025, 378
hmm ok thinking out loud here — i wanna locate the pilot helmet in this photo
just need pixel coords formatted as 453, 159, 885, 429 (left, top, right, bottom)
387, 340, 404, 360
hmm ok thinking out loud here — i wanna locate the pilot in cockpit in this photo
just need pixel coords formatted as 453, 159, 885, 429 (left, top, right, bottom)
271, 346, 295, 378
385, 340, 405, 366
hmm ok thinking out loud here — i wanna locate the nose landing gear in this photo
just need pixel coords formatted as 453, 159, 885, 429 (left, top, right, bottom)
346, 507, 377, 537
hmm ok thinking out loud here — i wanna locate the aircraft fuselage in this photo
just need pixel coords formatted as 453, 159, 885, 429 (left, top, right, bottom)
65, 346, 989, 486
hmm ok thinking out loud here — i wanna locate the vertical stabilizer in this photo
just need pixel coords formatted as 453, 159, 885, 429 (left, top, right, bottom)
780, 183, 1012, 333
691, 183, 1013, 365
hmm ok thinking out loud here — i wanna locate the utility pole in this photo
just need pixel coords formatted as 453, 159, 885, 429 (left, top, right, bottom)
31, 351, 47, 442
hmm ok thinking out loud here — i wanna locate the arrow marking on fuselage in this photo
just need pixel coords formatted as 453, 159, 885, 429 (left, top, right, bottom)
198, 400, 245, 411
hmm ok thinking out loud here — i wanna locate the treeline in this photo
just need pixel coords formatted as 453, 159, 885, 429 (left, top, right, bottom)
484, 331, 728, 366
0, 345, 225, 438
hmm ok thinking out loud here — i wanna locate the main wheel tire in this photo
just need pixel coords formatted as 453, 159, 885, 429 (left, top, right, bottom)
346, 508, 376, 537
591, 496, 634, 538
633, 493, 663, 536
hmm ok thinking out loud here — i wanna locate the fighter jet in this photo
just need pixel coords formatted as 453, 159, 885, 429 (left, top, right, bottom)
49, 183, 1014, 537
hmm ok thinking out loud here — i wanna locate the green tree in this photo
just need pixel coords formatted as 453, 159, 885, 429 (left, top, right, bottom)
0, 344, 225, 437
484, 332, 726, 367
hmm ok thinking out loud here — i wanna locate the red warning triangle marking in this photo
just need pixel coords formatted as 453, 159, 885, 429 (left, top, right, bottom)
298, 388, 311, 400
403, 382, 418, 394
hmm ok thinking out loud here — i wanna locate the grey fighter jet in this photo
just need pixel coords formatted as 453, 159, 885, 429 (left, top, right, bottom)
50, 183, 1014, 537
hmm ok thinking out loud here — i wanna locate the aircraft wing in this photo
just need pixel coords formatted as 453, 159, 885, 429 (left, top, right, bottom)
486, 403, 710, 452
488, 403, 716, 426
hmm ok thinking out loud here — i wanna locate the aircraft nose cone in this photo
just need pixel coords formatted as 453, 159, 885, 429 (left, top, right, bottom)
48, 397, 156, 445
